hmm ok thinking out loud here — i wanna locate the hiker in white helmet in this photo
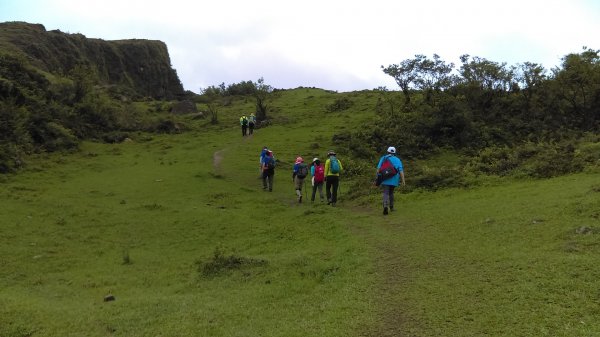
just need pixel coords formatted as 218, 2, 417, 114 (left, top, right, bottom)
375, 146, 405, 215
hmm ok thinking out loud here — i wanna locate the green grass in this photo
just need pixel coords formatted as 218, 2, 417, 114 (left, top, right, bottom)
1, 88, 600, 336
358, 173, 600, 336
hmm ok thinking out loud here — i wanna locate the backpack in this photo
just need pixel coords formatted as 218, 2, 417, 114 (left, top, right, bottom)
297, 164, 308, 179
267, 157, 275, 170
314, 164, 325, 183
378, 156, 398, 180
241, 117, 248, 126
329, 156, 340, 174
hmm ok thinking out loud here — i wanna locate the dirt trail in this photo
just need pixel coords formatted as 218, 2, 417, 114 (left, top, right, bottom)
351, 214, 412, 337
213, 150, 224, 172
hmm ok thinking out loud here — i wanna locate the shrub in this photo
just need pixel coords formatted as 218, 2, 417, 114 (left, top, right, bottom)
326, 97, 353, 112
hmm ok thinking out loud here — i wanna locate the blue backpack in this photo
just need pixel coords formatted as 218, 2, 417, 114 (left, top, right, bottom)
330, 156, 340, 174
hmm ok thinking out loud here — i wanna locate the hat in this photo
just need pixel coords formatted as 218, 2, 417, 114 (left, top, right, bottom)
312, 157, 319, 163
327, 150, 336, 156
387, 146, 396, 154
295, 156, 304, 164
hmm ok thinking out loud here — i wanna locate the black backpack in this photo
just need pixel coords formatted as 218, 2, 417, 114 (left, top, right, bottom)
297, 164, 308, 178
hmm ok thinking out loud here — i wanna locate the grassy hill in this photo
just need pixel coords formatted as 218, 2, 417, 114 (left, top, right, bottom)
1, 88, 600, 336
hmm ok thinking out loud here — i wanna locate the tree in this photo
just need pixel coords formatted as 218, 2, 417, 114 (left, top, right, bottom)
458, 55, 513, 91
382, 57, 420, 105
201, 84, 225, 124
412, 54, 455, 103
383, 54, 455, 105
253, 77, 272, 121
513, 62, 547, 115
551, 47, 600, 129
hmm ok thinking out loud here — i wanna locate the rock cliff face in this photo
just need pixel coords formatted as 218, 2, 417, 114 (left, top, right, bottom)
0, 21, 184, 99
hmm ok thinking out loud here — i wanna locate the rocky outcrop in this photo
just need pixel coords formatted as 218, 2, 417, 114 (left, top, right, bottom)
0, 21, 184, 100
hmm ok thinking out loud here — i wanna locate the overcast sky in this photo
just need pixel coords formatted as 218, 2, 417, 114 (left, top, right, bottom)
1, 0, 599, 92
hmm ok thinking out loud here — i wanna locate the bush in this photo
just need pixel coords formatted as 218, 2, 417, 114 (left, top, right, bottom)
326, 97, 353, 112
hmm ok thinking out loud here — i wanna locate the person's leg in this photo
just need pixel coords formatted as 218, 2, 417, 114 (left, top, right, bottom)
311, 182, 317, 202
382, 185, 390, 214
295, 177, 302, 202
318, 183, 324, 200
268, 173, 273, 191
262, 172, 268, 189
326, 179, 332, 204
331, 176, 339, 206
389, 186, 395, 211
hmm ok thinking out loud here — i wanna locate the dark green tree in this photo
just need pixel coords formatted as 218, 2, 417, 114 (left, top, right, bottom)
253, 77, 272, 121
551, 47, 600, 129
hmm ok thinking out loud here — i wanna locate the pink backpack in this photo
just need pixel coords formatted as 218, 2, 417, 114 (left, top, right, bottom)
314, 164, 325, 183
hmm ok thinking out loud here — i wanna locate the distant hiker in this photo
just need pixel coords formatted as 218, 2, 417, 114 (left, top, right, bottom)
292, 156, 308, 203
259, 146, 269, 174
240, 115, 249, 136
325, 150, 343, 206
261, 150, 275, 191
310, 157, 325, 202
248, 113, 257, 135
376, 146, 405, 215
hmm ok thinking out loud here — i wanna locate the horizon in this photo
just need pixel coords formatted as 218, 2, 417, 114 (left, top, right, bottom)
1, 0, 599, 93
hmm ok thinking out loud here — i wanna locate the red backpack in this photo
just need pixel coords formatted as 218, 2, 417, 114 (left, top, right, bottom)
314, 164, 325, 183
378, 156, 398, 180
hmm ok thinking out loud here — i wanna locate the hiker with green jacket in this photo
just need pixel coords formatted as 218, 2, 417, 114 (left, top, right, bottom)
324, 150, 343, 206
240, 115, 248, 136
248, 113, 257, 135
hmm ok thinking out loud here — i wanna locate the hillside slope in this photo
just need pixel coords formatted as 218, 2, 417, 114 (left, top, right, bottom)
0, 21, 183, 99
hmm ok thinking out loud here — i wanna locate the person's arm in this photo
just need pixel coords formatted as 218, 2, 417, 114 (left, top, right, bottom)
376, 156, 384, 173
400, 171, 406, 186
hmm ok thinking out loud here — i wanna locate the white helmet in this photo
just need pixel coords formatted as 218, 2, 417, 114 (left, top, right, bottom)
387, 146, 396, 154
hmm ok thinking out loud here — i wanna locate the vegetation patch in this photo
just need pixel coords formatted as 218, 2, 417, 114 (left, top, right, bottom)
197, 247, 268, 278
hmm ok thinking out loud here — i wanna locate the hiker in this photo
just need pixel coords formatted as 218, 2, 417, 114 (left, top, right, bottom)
310, 157, 325, 202
261, 150, 275, 191
259, 146, 269, 174
292, 156, 308, 203
240, 115, 249, 136
376, 146, 405, 215
248, 113, 257, 135
324, 150, 343, 206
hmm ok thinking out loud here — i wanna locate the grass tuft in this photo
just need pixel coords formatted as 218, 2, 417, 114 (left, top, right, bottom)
197, 246, 268, 278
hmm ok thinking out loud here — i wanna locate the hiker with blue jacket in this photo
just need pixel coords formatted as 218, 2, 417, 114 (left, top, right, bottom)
376, 146, 405, 215
325, 150, 343, 207
261, 150, 275, 191
292, 157, 308, 203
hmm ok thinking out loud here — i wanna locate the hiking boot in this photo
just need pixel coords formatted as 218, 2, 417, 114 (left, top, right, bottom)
383, 207, 388, 215
331, 202, 336, 207
389, 206, 394, 212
